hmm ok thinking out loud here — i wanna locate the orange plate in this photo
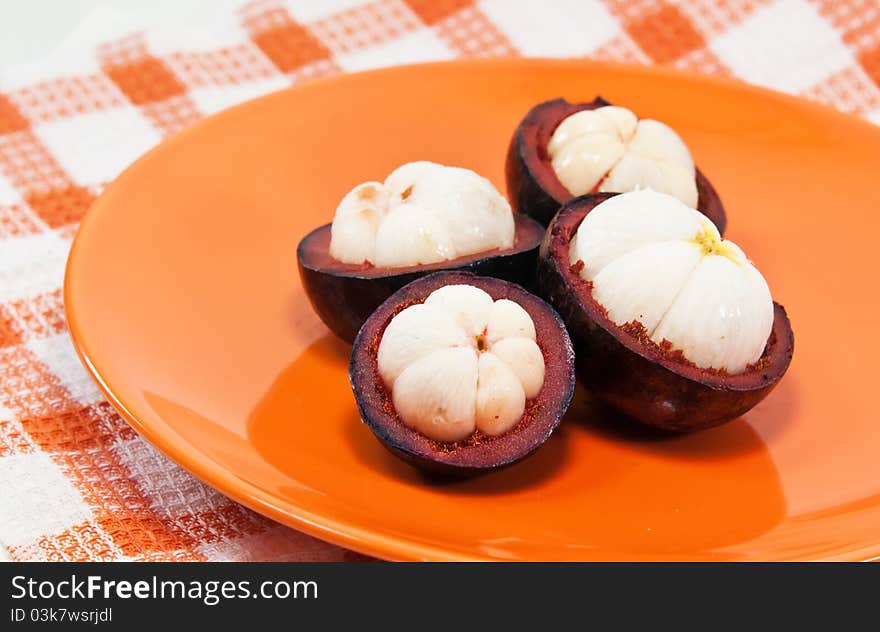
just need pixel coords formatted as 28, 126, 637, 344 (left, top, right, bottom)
66, 60, 880, 561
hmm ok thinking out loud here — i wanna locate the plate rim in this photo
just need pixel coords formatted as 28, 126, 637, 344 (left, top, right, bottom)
65, 57, 880, 561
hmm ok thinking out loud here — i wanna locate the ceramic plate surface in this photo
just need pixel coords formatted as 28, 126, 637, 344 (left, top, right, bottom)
66, 60, 880, 560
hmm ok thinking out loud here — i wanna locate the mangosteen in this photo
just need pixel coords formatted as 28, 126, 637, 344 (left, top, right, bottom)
506, 97, 726, 231
537, 189, 793, 432
298, 161, 545, 343
350, 271, 575, 476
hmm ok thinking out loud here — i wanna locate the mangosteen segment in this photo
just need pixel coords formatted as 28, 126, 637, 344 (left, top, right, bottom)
377, 283, 545, 441
549, 107, 696, 207
329, 161, 515, 268
350, 272, 575, 475
537, 192, 793, 432
570, 189, 771, 374
297, 214, 544, 344
506, 97, 727, 233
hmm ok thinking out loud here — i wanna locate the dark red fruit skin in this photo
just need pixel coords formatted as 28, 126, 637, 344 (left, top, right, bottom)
297, 215, 545, 344
537, 194, 794, 432
505, 97, 727, 233
350, 271, 575, 477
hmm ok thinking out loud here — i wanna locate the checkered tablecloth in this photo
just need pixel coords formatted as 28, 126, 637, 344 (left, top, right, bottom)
1, 0, 878, 562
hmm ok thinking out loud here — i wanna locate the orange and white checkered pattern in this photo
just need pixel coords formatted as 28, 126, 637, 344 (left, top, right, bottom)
1, 0, 878, 561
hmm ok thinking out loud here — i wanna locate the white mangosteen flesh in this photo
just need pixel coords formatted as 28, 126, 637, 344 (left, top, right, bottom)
548, 106, 698, 208
569, 189, 773, 374
328, 161, 514, 267
376, 285, 545, 442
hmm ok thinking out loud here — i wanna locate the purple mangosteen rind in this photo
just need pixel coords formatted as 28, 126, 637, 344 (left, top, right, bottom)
505, 97, 727, 233
537, 193, 794, 432
297, 214, 545, 344
349, 271, 576, 476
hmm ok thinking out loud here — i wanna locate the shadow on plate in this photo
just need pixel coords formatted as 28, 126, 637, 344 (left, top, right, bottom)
566, 377, 799, 461
244, 333, 794, 516
341, 408, 571, 495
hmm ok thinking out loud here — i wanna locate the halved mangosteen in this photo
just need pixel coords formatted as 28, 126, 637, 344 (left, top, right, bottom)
506, 97, 726, 231
298, 161, 545, 343
350, 271, 575, 476
537, 189, 793, 432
